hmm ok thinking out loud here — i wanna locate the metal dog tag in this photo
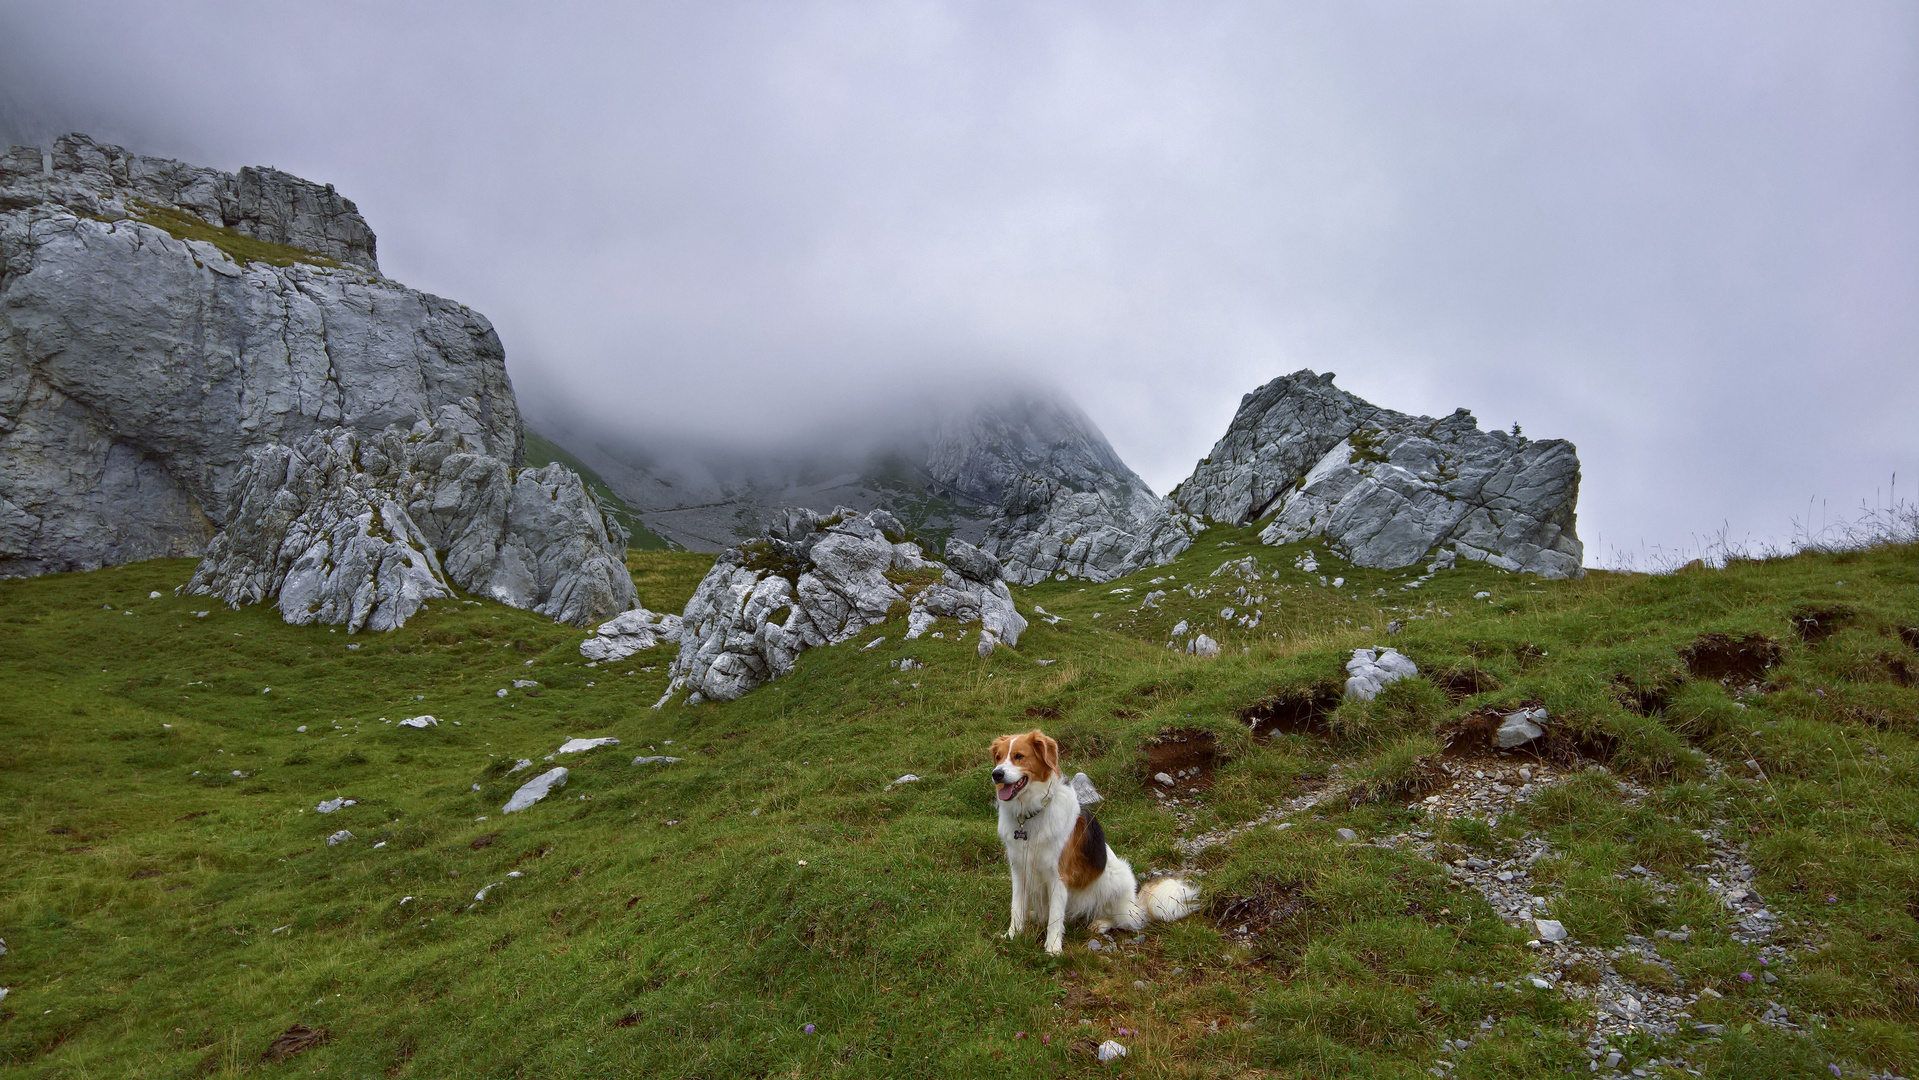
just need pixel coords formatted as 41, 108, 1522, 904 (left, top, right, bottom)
1013, 829, 1027, 841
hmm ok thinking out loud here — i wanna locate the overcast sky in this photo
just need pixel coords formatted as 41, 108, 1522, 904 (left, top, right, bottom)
3, 1, 1913, 566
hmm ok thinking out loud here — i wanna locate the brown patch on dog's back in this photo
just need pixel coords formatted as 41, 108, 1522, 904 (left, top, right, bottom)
1058, 813, 1108, 892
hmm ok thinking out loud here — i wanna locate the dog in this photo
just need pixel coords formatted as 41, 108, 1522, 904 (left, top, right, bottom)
990, 729, 1200, 953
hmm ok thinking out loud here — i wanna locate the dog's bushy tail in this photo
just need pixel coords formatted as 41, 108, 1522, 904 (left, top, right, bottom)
1135, 876, 1201, 924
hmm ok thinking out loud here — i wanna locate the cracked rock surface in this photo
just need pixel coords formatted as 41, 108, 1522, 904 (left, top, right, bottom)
182, 403, 635, 630
660, 508, 1026, 705
1168, 370, 1584, 578
1, 134, 520, 578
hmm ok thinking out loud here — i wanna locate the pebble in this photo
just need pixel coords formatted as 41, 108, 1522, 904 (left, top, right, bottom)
632, 756, 683, 766
398, 715, 438, 728
555, 737, 620, 755
325, 830, 353, 846
1335, 828, 1359, 843
1096, 1040, 1127, 1062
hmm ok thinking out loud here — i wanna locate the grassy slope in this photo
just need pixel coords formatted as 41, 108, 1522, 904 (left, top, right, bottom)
0, 532, 1914, 1078
522, 431, 675, 551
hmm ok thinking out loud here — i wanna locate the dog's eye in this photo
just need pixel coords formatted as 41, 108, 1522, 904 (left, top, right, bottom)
1013, 753, 1023, 760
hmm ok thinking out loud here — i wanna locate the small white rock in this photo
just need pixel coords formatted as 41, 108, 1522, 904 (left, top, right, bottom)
1335, 828, 1359, 843
1096, 1040, 1127, 1061
632, 756, 683, 766
1534, 918, 1568, 942
503, 767, 568, 813
398, 715, 438, 729
555, 737, 620, 755
325, 830, 353, 846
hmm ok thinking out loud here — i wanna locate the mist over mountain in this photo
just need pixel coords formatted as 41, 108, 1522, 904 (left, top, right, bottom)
529, 386, 1156, 552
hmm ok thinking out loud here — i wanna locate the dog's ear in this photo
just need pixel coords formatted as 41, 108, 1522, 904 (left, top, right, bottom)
989, 734, 1011, 765
1031, 730, 1059, 781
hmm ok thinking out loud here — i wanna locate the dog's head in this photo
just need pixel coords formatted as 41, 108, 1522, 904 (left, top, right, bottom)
988, 729, 1059, 802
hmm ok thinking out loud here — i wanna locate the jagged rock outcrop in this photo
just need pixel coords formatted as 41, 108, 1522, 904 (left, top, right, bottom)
1, 134, 518, 578
984, 472, 1201, 586
659, 507, 1025, 705
1171, 371, 1583, 578
182, 403, 635, 629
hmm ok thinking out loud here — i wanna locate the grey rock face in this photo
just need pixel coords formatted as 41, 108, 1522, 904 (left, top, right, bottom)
2, 134, 377, 269
181, 404, 635, 630
659, 508, 1026, 705
1, 134, 522, 579
1171, 371, 1583, 578
984, 472, 1203, 586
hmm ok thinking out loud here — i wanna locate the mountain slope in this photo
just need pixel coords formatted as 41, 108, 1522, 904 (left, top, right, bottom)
3, 531, 1913, 1077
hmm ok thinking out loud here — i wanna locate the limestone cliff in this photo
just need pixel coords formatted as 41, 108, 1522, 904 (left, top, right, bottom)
1, 134, 633, 625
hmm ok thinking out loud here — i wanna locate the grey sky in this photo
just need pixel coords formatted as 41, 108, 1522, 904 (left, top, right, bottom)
4, 1, 1913, 565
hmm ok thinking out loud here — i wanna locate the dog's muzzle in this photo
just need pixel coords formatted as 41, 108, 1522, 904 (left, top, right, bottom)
994, 773, 1028, 801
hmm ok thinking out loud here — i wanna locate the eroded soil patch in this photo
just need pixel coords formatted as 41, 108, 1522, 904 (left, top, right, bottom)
1140, 729, 1218, 790
1237, 684, 1340, 740
1678, 632, 1783, 684
1789, 606, 1853, 644
1429, 664, 1501, 703
1439, 708, 1613, 768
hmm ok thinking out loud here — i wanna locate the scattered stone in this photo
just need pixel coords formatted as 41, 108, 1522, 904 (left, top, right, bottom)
883, 774, 922, 791
1335, 828, 1359, 843
1494, 707, 1548, 749
1155, 772, 1176, 787
631, 756, 682, 766
1070, 772, 1103, 806
1096, 1040, 1128, 1062
325, 830, 353, 846
1344, 647, 1418, 700
554, 737, 619, 755
473, 881, 505, 902
398, 715, 438, 729
1187, 634, 1221, 658
580, 606, 684, 662
1534, 918, 1568, 942
315, 798, 354, 814
506, 758, 533, 774
502, 767, 568, 813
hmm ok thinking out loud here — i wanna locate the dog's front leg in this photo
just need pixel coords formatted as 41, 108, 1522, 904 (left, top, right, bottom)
1006, 866, 1027, 940
1043, 877, 1068, 955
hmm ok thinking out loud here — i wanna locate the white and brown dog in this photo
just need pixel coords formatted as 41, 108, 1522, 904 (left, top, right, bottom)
990, 729, 1200, 953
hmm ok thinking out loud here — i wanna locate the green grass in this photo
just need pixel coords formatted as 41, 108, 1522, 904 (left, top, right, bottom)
1, 531, 1915, 1077
124, 202, 342, 270
522, 432, 675, 551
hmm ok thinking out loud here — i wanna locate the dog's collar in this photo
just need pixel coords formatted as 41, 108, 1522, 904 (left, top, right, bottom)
1010, 786, 1054, 839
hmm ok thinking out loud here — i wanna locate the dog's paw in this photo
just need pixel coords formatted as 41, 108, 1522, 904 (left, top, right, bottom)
1044, 940, 1064, 956
1005, 925, 1022, 940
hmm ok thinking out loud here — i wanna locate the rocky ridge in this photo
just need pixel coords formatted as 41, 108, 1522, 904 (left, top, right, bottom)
657, 507, 1026, 705
1170, 371, 1583, 578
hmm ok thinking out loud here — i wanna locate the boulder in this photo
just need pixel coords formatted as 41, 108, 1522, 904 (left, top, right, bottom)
1170, 371, 1583, 578
658, 507, 1026, 705
180, 404, 635, 630
580, 606, 683, 662
983, 472, 1202, 586
1186, 634, 1221, 659
1344, 647, 1418, 701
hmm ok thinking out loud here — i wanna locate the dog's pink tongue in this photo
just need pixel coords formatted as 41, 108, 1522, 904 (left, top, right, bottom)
997, 783, 1019, 801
